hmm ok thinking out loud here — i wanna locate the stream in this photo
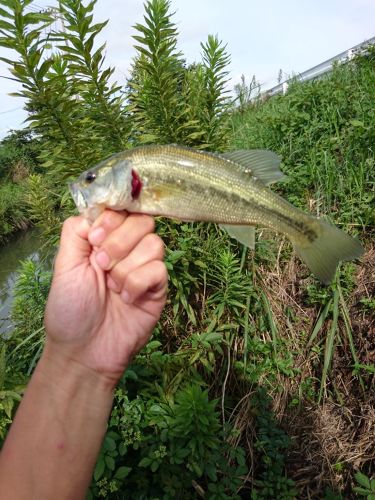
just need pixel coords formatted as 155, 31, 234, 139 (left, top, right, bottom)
0, 230, 44, 337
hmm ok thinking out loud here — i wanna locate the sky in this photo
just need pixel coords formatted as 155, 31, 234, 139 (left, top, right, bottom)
0, 0, 374, 138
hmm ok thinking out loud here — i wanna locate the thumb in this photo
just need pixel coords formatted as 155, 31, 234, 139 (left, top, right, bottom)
54, 216, 92, 273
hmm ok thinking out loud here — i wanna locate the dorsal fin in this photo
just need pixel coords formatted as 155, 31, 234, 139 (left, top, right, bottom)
221, 149, 286, 185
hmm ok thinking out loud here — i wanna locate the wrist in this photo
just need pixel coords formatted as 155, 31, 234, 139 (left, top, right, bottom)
39, 341, 118, 397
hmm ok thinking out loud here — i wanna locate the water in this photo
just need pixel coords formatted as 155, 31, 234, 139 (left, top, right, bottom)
0, 230, 43, 337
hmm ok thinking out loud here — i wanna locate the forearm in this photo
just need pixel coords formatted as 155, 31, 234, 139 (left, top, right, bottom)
0, 343, 115, 500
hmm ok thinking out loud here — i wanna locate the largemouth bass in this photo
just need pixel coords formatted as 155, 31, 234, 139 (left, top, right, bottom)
69, 144, 363, 284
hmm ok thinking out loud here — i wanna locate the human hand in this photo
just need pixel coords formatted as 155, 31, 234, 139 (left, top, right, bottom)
44, 210, 167, 385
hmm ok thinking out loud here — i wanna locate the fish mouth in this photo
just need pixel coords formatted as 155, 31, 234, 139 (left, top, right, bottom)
69, 182, 87, 213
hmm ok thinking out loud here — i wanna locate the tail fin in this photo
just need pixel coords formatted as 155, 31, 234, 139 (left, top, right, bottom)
293, 221, 364, 284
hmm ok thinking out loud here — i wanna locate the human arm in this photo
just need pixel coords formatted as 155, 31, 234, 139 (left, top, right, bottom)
0, 210, 167, 499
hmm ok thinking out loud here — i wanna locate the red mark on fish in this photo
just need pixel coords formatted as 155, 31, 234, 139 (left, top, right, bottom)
131, 170, 142, 199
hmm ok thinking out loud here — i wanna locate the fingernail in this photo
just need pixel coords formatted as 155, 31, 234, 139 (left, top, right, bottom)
121, 289, 131, 304
95, 250, 110, 270
89, 227, 105, 246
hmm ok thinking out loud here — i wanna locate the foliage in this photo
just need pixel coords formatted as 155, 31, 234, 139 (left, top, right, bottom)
89, 350, 247, 499
0, 0, 131, 242
0, 181, 29, 243
0, 343, 26, 443
128, 0, 186, 144
0, 129, 41, 181
250, 389, 297, 499
353, 471, 375, 499
128, 0, 231, 150
57, 0, 129, 153
0, 129, 42, 242
233, 74, 261, 114
231, 47, 375, 230
7, 259, 51, 374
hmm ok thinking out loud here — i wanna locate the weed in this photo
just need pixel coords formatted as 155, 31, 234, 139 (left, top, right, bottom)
353, 471, 375, 499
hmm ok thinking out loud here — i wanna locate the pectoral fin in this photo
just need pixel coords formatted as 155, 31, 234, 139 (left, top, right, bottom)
220, 224, 255, 249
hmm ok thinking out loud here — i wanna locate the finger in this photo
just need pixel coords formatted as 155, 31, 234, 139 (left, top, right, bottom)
88, 209, 129, 247
54, 216, 91, 273
94, 214, 155, 271
108, 233, 165, 292
120, 260, 168, 305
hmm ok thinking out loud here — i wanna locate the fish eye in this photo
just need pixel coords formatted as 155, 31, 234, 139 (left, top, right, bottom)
85, 172, 96, 184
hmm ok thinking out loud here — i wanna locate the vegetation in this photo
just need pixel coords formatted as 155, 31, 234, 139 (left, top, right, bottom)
0, 0, 374, 498
0, 129, 42, 243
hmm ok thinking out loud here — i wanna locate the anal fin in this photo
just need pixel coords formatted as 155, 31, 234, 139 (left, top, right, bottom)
220, 224, 255, 249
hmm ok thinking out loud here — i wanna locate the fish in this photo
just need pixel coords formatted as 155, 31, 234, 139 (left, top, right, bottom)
69, 144, 364, 284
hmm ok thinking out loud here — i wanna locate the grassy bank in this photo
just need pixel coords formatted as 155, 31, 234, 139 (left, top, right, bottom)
231, 51, 374, 231
0, 129, 42, 244
228, 47, 375, 497
0, 1, 373, 498
0, 181, 30, 245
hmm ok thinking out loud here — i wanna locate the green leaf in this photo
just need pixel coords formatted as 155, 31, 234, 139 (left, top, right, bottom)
114, 466, 132, 480
150, 460, 159, 472
146, 340, 162, 351
104, 455, 115, 471
103, 435, 116, 452
353, 487, 371, 495
118, 442, 127, 456
138, 457, 152, 468
37, 58, 53, 80
355, 471, 371, 489
0, 7, 13, 19
93, 456, 105, 481
0, 56, 14, 64
350, 119, 365, 128
124, 369, 138, 381
0, 19, 14, 31
205, 463, 217, 482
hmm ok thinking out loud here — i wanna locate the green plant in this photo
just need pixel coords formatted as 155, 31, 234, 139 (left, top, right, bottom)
251, 388, 297, 499
353, 471, 375, 499
128, 0, 231, 149
0, 129, 41, 181
0, 182, 29, 243
0, 0, 130, 242
0, 344, 26, 443
89, 381, 247, 499
57, 0, 130, 154
128, 0, 187, 144
233, 74, 260, 113
8, 259, 51, 374
230, 47, 375, 230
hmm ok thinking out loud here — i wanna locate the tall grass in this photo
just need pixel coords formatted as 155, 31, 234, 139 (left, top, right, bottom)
0, 182, 29, 244
231, 51, 375, 230
0, 129, 41, 243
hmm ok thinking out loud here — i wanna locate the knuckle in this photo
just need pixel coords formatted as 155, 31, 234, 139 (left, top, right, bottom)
138, 214, 155, 233
125, 271, 142, 291
95, 209, 124, 230
62, 216, 76, 230
155, 260, 168, 281
104, 238, 124, 260
61, 216, 79, 236
145, 233, 165, 257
